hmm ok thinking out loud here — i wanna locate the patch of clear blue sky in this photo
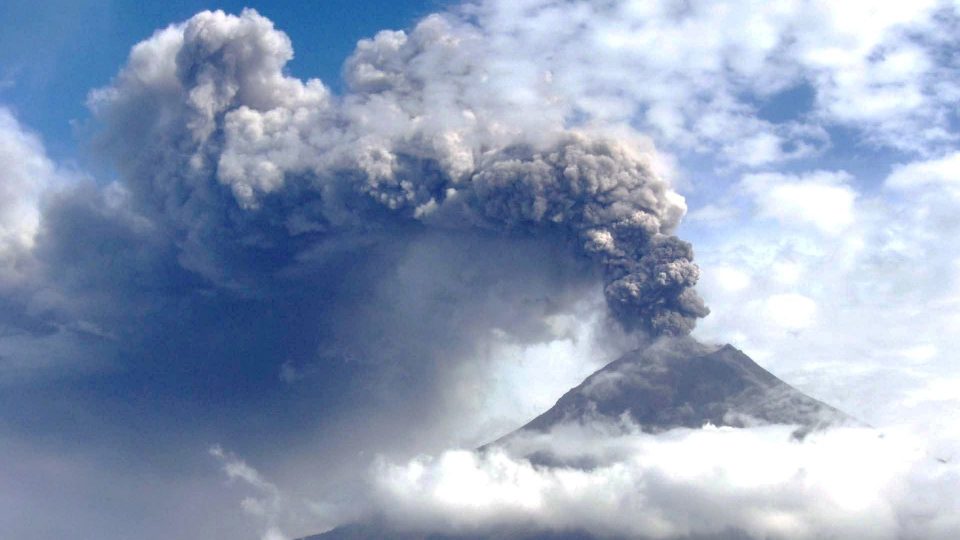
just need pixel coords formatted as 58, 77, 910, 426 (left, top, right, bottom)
0, 0, 454, 162
755, 83, 816, 124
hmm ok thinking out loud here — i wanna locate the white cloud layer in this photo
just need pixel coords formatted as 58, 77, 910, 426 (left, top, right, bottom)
362, 423, 960, 539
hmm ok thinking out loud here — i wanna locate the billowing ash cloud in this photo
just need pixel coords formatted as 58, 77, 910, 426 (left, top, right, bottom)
88, 8, 707, 336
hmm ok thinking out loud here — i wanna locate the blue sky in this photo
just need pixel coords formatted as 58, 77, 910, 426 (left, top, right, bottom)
2, 1, 960, 539
0, 0, 451, 161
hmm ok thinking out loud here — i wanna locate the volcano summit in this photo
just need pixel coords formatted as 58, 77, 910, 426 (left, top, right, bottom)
497, 338, 853, 443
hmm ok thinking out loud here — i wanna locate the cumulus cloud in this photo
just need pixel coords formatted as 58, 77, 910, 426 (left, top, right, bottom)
458, 0, 959, 160
691, 154, 960, 434
0, 107, 58, 286
886, 152, 960, 194
761, 293, 817, 332
368, 423, 960, 539
739, 171, 857, 235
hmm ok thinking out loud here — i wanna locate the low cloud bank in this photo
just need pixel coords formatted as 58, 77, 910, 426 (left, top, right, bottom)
366, 423, 960, 539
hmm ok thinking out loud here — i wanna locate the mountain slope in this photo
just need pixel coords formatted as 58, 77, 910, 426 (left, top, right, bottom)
499, 338, 851, 442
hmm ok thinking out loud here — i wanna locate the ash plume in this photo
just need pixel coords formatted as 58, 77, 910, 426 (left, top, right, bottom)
90, 8, 708, 336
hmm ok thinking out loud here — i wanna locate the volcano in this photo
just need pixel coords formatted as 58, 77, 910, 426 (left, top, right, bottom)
495, 337, 852, 444
303, 339, 854, 540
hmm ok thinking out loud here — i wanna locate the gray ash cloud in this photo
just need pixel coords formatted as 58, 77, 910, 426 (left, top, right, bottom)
86, 8, 707, 337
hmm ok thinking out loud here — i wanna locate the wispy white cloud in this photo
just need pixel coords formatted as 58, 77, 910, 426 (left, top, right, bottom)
462, 0, 958, 160
739, 171, 858, 235
692, 156, 960, 429
886, 152, 960, 194
211, 446, 291, 540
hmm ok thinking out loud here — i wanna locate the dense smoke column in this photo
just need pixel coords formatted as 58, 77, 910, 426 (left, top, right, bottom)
463, 137, 709, 335
90, 8, 709, 338
603, 235, 709, 336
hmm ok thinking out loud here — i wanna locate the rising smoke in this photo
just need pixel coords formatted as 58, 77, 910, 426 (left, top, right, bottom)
89, 8, 706, 337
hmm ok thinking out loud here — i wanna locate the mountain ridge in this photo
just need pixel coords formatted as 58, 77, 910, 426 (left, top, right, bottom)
494, 338, 852, 445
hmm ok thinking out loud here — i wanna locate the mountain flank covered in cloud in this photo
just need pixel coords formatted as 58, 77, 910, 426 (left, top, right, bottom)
308, 339, 858, 539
